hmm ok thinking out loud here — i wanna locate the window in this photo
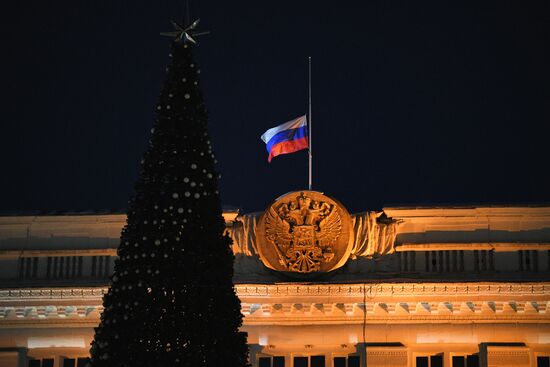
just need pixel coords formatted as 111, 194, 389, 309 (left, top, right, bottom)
61, 358, 90, 367
293, 356, 325, 367
294, 357, 308, 367
452, 355, 479, 367
28, 359, 54, 367
334, 355, 360, 367
538, 356, 550, 367
416, 355, 443, 367
258, 356, 284, 367
311, 356, 325, 367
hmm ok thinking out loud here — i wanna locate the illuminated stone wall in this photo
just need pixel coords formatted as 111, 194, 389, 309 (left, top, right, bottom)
0, 206, 549, 366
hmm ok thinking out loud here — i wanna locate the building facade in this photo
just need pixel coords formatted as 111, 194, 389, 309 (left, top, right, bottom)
0, 191, 549, 367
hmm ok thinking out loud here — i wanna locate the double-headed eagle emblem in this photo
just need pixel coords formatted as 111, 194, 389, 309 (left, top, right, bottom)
264, 192, 342, 273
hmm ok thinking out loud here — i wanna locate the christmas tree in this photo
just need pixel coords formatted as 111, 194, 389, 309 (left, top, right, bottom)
89, 21, 250, 367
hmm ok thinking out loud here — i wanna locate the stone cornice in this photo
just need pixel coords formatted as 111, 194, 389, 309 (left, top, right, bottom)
235, 282, 550, 298
0, 283, 548, 301
0, 283, 549, 326
0, 249, 118, 259
0, 287, 107, 301
395, 243, 550, 252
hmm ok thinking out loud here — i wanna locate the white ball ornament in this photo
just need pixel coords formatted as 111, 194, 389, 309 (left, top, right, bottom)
172, 193, 179, 199
190, 182, 196, 187
194, 193, 200, 199
191, 164, 197, 169
155, 240, 161, 246
207, 173, 213, 178
184, 177, 189, 183
184, 94, 190, 99
178, 208, 184, 213
185, 192, 191, 197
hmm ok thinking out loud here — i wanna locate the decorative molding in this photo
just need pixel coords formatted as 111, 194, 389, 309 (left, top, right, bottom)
367, 349, 408, 367
487, 347, 530, 367
395, 243, 550, 252
235, 282, 550, 298
0, 249, 117, 259
0, 283, 548, 301
240, 300, 549, 322
0, 284, 549, 324
0, 288, 107, 300
0, 305, 102, 319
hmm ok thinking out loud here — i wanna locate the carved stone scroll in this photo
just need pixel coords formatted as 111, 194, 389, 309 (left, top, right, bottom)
350, 212, 401, 258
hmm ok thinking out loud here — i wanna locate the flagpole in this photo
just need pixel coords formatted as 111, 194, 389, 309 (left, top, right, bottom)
308, 57, 312, 191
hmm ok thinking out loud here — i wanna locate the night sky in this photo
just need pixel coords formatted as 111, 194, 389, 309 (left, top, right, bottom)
1, 1, 548, 214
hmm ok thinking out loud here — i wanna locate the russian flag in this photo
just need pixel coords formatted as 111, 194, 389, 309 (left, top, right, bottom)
261, 115, 308, 162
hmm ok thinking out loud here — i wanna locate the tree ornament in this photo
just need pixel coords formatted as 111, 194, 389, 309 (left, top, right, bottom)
160, 19, 210, 45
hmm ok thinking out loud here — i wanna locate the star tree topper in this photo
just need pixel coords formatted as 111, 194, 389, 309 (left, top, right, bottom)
160, 19, 210, 44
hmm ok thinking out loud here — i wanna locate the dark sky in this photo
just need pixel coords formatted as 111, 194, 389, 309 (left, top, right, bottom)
1, 1, 548, 214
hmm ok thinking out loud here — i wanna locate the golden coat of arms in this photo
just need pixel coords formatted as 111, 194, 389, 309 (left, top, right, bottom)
256, 191, 353, 274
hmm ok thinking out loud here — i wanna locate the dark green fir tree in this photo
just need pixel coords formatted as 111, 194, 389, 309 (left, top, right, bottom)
89, 21, 250, 367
